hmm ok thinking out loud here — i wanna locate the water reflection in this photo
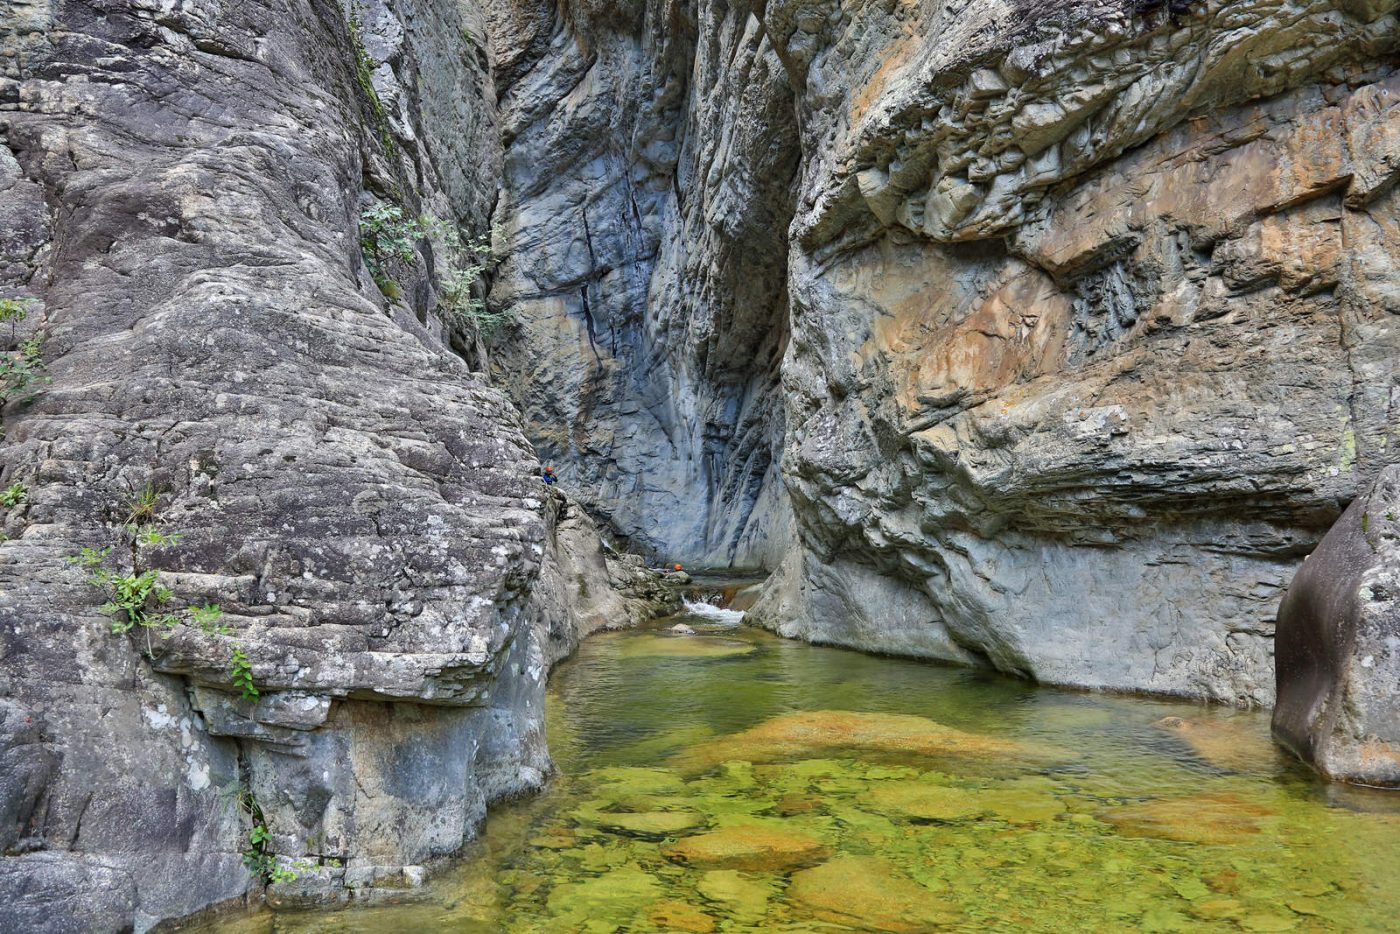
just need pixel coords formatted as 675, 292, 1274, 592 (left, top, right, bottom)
188, 617, 1400, 933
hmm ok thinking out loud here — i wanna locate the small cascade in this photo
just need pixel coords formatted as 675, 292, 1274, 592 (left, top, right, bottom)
680, 598, 746, 627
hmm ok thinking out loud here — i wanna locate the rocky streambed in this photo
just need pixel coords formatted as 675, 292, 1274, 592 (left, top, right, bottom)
183, 608, 1400, 933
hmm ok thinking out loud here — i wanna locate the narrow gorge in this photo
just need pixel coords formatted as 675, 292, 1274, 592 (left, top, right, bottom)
1, 0, 1398, 931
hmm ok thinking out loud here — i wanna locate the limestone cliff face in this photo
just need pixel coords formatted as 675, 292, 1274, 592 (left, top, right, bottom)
491, 0, 1399, 705
0, 0, 1398, 927
0, 1, 667, 929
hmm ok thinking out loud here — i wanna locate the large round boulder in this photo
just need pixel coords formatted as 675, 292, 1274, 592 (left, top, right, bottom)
1273, 466, 1400, 787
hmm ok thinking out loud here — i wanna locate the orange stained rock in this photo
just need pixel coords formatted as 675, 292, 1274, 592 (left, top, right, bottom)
899, 263, 1072, 415
661, 822, 829, 872
788, 856, 958, 932
1154, 715, 1282, 773
645, 899, 717, 933
671, 708, 1072, 774
1101, 791, 1276, 845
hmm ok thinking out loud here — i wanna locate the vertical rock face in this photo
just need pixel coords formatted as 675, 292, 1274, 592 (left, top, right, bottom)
492, 0, 1399, 704
485, 0, 797, 568
1, 0, 1398, 926
1273, 465, 1400, 787
0, 0, 665, 929
751, 0, 1397, 705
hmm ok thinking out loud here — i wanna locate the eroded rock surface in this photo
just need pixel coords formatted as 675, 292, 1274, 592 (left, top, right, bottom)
0, 0, 670, 929
1273, 465, 1400, 786
486, 0, 1400, 704
756, 0, 1398, 704
485, 0, 796, 568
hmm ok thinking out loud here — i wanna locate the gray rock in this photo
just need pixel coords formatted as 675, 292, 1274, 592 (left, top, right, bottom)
0, 853, 139, 934
485, 0, 1400, 707
1274, 465, 1400, 787
485, 0, 796, 569
0, 0, 672, 929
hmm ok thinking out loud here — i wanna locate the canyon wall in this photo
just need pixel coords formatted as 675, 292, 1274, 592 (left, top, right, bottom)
489, 0, 1399, 705
1, 0, 1399, 928
0, 0, 666, 929
749, 0, 1400, 705
484, 0, 796, 569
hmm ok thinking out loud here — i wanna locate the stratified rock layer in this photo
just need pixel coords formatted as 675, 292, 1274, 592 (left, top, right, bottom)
1273, 465, 1400, 787
754, 0, 1399, 704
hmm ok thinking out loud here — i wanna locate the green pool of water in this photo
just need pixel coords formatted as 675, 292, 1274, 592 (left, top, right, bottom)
198, 619, 1400, 933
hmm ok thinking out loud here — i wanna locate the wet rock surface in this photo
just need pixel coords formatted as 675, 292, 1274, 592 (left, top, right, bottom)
1273, 465, 1400, 786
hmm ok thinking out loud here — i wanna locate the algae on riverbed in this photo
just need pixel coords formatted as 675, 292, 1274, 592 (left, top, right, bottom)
187, 622, 1400, 933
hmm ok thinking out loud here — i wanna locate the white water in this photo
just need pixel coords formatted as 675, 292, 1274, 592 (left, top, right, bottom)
681, 599, 745, 627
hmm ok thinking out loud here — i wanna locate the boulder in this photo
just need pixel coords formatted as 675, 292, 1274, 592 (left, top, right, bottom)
1273, 465, 1400, 787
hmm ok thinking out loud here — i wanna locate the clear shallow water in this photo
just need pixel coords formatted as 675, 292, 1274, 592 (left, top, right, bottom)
196, 617, 1400, 933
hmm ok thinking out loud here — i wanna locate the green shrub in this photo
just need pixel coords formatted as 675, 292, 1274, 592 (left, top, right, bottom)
358, 205, 511, 336
435, 224, 511, 335
68, 488, 251, 690
359, 203, 424, 297
0, 335, 48, 410
0, 482, 26, 507
230, 785, 311, 885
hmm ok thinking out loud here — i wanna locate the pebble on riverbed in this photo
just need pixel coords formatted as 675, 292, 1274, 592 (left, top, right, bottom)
670, 623, 696, 635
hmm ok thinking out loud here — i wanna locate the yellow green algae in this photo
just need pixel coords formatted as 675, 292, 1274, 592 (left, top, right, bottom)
186, 623, 1400, 933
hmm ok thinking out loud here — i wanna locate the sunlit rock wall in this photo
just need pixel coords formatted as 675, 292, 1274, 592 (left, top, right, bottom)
748, 0, 1400, 705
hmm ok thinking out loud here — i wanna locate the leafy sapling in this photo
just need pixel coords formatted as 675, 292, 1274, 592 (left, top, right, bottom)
0, 482, 27, 507
359, 203, 424, 297
231, 645, 258, 701
0, 297, 33, 344
69, 487, 250, 690
190, 603, 232, 636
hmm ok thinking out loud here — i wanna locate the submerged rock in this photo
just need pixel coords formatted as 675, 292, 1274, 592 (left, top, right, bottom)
673, 709, 1071, 774
1101, 792, 1276, 845
788, 856, 958, 932
1156, 716, 1282, 773
670, 623, 697, 635
543, 866, 664, 929
661, 822, 829, 872
1273, 465, 1400, 787
616, 634, 756, 660
645, 899, 717, 933
595, 810, 707, 840
859, 781, 985, 822
695, 869, 771, 920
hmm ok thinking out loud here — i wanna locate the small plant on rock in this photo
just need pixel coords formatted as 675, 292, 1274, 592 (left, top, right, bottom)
359, 203, 424, 298
0, 482, 27, 507
231, 785, 312, 886
0, 299, 47, 418
230, 645, 258, 701
68, 486, 254, 691
0, 336, 48, 411
0, 297, 33, 343
434, 223, 510, 336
